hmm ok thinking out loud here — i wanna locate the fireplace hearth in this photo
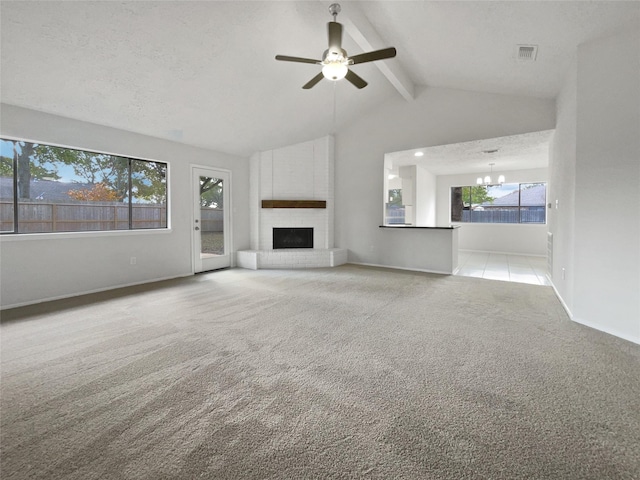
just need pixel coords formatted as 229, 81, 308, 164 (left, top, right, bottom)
273, 228, 313, 249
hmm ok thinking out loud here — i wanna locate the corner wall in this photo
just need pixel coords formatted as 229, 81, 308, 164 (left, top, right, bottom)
548, 58, 577, 318
574, 28, 640, 342
0, 105, 250, 308
550, 27, 640, 343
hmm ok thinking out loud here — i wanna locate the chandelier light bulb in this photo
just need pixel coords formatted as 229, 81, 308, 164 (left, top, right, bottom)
477, 163, 505, 185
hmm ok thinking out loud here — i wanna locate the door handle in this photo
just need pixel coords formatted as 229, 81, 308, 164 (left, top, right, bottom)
195, 226, 200, 231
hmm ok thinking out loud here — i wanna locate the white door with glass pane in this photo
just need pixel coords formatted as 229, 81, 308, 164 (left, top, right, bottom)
192, 166, 231, 273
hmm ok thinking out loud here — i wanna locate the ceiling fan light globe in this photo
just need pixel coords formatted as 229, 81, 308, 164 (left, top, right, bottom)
322, 62, 348, 81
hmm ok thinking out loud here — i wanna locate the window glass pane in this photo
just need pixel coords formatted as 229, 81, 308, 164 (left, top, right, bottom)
520, 183, 546, 224
386, 188, 405, 224
199, 176, 224, 254
487, 184, 519, 206
475, 183, 519, 223
1, 140, 15, 232
520, 183, 546, 206
450, 182, 546, 224
15, 141, 70, 233
131, 159, 167, 229
16, 143, 130, 233
450, 187, 463, 222
466, 185, 495, 222
1, 138, 168, 234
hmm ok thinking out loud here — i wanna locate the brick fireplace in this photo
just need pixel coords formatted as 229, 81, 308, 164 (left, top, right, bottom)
237, 135, 347, 269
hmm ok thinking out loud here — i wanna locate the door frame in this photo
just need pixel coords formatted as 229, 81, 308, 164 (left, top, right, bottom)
191, 164, 233, 274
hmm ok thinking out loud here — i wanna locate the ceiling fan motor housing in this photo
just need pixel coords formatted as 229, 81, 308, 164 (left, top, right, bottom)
323, 47, 347, 64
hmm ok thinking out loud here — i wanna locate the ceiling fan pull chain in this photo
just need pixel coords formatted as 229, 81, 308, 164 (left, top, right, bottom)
332, 81, 337, 134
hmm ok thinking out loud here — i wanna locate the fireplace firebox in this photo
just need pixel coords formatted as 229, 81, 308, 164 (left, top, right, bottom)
273, 228, 313, 249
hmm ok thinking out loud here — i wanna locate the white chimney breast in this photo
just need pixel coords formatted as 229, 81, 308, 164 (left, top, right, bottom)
249, 136, 335, 252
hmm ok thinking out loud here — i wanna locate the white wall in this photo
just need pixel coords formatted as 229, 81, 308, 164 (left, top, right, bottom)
0, 105, 250, 308
415, 165, 436, 226
398, 165, 416, 225
572, 28, 639, 343
437, 168, 549, 256
334, 86, 556, 266
375, 227, 458, 274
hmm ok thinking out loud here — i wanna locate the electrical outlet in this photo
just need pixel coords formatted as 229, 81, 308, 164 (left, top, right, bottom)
130, 257, 137, 265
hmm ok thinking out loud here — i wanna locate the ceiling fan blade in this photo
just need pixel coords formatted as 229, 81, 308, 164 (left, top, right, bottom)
328, 21, 343, 49
349, 47, 397, 65
275, 55, 320, 65
345, 69, 368, 89
302, 72, 325, 89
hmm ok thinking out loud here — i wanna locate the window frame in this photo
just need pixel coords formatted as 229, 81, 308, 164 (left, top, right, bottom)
0, 136, 170, 235
450, 182, 547, 225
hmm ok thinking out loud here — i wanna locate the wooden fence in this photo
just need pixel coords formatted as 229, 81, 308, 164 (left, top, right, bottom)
200, 208, 223, 233
385, 206, 406, 224
384, 206, 546, 225
0, 201, 226, 233
0, 201, 167, 233
462, 207, 545, 223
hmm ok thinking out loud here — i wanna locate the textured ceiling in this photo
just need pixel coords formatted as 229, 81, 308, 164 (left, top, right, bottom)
386, 130, 554, 176
1, 1, 638, 157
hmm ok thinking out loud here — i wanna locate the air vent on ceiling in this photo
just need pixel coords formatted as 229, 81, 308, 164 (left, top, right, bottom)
516, 44, 538, 62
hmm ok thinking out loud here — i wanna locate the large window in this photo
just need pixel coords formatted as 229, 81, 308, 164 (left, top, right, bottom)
0, 139, 167, 234
451, 183, 546, 224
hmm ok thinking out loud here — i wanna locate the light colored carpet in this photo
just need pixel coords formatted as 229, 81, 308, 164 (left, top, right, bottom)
1, 264, 639, 479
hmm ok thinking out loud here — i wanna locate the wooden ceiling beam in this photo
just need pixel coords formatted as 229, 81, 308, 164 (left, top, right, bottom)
340, 5, 415, 101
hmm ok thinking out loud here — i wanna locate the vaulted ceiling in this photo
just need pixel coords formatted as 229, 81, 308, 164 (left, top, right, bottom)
1, 1, 638, 157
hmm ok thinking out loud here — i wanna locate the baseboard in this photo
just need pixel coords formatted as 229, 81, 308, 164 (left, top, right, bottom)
571, 316, 640, 345
349, 262, 452, 276
549, 279, 574, 320
459, 249, 547, 258
0, 272, 194, 311
549, 278, 640, 345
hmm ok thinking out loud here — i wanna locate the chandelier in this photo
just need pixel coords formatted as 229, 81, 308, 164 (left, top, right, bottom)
477, 163, 505, 185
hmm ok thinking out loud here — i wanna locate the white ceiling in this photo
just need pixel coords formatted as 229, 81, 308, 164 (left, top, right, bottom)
1, 1, 638, 157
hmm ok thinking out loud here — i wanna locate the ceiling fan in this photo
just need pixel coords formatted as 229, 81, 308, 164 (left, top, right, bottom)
275, 3, 396, 89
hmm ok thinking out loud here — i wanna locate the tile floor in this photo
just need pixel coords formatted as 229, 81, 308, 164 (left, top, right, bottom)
456, 251, 550, 286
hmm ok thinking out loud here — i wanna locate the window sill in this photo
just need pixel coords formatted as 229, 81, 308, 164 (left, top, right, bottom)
450, 223, 547, 227
0, 228, 172, 242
